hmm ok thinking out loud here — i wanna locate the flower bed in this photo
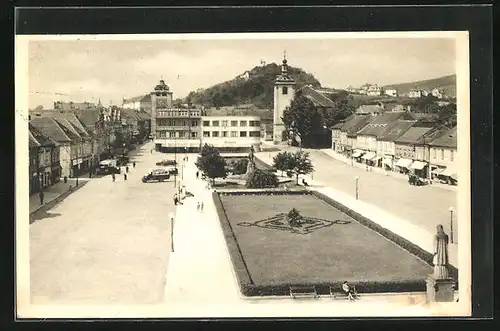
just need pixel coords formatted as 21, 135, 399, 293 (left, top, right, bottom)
213, 190, 441, 297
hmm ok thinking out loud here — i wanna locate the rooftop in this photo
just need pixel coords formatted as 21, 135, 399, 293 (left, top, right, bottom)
300, 85, 337, 108
123, 94, 152, 104
395, 126, 434, 145
29, 117, 72, 143
377, 120, 417, 141
341, 115, 371, 136
429, 126, 457, 148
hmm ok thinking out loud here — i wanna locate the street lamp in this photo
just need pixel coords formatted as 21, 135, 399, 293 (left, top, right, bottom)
169, 212, 175, 252
355, 176, 359, 200
449, 207, 454, 244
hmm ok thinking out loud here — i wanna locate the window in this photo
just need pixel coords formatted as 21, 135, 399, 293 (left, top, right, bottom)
203, 121, 210, 126
182, 121, 187, 126
222, 131, 228, 137
191, 120, 198, 126
169, 131, 176, 138
191, 132, 198, 138
212, 121, 219, 127
240, 131, 247, 137
212, 131, 219, 137
231, 131, 238, 137
249, 131, 260, 137
441, 149, 444, 160
222, 120, 228, 127
433, 149, 437, 159
203, 131, 210, 137
450, 150, 454, 161
240, 120, 247, 127
231, 120, 238, 127
282, 86, 288, 95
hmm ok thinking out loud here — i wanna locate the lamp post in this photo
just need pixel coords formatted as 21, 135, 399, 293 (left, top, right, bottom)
169, 212, 175, 252
449, 207, 454, 244
174, 136, 177, 188
355, 176, 359, 200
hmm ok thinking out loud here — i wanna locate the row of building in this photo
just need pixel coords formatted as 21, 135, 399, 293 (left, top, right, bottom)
28, 106, 151, 194
345, 84, 448, 99
330, 110, 457, 182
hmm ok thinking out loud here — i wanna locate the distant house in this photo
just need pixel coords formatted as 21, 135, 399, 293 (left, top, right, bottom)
336, 115, 371, 154
366, 84, 382, 96
376, 120, 417, 170
429, 126, 457, 181
346, 86, 359, 94
432, 88, 445, 99
384, 88, 398, 97
408, 89, 422, 98
394, 126, 435, 176
421, 90, 430, 97
29, 124, 61, 194
122, 94, 152, 113
355, 103, 385, 115
54, 101, 98, 110
238, 71, 251, 81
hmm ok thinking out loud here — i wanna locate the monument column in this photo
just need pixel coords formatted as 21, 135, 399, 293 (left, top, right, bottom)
426, 224, 455, 302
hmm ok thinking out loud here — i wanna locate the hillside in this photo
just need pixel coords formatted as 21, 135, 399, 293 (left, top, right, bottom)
383, 74, 456, 97
184, 63, 321, 109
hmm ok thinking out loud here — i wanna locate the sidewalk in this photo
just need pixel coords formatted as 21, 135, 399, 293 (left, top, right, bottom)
163, 158, 241, 305
29, 178, 91, 215
255, 151, 458, 268
320, 149, 457, 192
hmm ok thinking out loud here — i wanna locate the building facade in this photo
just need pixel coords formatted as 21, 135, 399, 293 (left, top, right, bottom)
150, 79, 173, 137
273, 55, 296, 144
200, 115, 261, 152
384, 88, 398, 97
154, 108, 202, 152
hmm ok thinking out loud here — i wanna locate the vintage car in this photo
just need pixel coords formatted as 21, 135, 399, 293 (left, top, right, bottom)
156, 159, 177, 166
142, 169, 171, 183
96, 159, 121, 175
408, 174, 426, 186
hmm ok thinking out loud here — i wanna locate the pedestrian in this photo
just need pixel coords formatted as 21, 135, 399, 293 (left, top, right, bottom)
126, 166, 129, 173
196, 171, 199, 179
112, 173, 116, 182
124, 173, 127, 181
39, 191, 44, 205
174, 195, 178, 205
133, 162, 136, 168
197, 201, 200, 211
89, 170, 92, 178
200, 201, 204, 212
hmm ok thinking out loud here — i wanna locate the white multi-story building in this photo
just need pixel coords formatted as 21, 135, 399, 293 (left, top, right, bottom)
384, 88, 398, 97
200, 115, 261, 152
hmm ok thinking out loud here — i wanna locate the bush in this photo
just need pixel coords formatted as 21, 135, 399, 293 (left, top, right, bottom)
233, 158, 249, 175
245, 169, 279, 188
286, 208, 302, 227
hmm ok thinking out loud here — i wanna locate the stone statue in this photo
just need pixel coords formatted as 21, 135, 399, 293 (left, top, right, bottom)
433, 224, 449, 279
248, 145, 255, 164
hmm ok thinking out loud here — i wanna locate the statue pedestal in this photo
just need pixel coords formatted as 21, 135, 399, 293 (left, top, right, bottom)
426, 275, 455, 303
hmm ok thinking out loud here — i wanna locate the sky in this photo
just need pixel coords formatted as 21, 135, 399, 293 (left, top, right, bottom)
27, 37, 456, 109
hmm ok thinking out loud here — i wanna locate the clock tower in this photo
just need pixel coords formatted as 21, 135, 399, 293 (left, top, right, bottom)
150, 79, 173, 140
273, 53, 296, 144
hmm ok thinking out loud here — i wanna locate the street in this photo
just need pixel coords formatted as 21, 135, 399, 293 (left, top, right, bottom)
257, 146, 458, 239
29, 142, 178, 304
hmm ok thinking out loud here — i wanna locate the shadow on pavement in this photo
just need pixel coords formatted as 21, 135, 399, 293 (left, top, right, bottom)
30, 211, 62, 223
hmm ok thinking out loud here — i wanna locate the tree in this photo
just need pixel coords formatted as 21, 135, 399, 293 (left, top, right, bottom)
232, 158, 249, 175
195, 144, 227, 185
289, 150, 314, 184
286, 208, 302, 227
245, 169, 279, 188
282, 92, 319, 147
272, 151, 294, 176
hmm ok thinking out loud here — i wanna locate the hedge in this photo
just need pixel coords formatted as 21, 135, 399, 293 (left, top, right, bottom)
213, 190, 458, 297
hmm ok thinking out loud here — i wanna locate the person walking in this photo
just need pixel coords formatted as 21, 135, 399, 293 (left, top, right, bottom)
124, 173, 127, 181
39, 191, 44, 205
174, 195, 178, 205
196, 171, 199, 179
197, 202, 200, 212
133, 162, 136, 168
126, 166, 129, 173
112, 173, 116, 182
200, 201, 204, 212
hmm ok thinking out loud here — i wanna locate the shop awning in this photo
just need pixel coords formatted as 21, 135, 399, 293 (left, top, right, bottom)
352, 151, 364, 158
410, 161, 427, 170
395, 158, 413, 168
431, 167, 444, 175
362, 152, 376, 160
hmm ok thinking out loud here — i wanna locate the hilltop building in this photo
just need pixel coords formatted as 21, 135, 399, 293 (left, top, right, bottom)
273, 53, 296, 144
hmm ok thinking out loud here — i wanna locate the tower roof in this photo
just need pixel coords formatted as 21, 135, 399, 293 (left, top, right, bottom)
275, 51, 295, 85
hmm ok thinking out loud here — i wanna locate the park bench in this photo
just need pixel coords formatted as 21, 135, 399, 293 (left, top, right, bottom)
289, 286, 319, 299
330, 285, 359, 301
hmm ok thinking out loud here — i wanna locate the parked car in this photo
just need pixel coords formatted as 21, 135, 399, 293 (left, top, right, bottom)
408, 174, 425, 186
97, 159, 121, 175
156, 159, 177, 166
142, 169, 171, 183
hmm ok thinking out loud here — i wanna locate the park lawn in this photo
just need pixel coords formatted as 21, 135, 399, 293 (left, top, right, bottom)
219, 194, 432, 287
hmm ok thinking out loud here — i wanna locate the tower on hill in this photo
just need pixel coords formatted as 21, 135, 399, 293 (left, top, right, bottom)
273, 53, 296, 144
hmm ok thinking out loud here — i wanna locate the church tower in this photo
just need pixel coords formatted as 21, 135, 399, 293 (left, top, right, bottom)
150, 79, 173, 139
273, 52, 296, 144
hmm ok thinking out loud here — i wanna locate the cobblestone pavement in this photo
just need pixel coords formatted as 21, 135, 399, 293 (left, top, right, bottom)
29, 142, 177, 305
257, 146, 458, 242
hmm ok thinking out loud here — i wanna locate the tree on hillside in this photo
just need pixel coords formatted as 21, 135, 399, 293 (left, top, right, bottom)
288, 150, 314, 185
195, 144, 227, 185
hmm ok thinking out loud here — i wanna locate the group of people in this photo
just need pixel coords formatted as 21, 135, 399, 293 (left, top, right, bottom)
111, 161, 136, 182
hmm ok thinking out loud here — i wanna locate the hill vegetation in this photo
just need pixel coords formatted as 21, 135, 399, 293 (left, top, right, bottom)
383, 74, 456, 98
184, 63, 321, 109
